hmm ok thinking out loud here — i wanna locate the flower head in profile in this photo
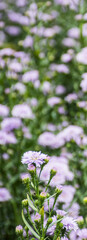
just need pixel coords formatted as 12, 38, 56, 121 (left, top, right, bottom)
21, 151, 49, 167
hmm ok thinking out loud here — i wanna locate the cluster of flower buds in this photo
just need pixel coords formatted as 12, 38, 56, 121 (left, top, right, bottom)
16, 151, 78, 239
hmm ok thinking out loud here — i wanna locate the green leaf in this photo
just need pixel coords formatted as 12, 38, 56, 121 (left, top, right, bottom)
44, 192, 57, 202
22, 210, 40, 240
48, 217, 63, 229
27, 194, 38, 212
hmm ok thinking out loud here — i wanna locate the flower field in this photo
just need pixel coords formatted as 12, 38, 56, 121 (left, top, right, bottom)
0, 0, 87, 239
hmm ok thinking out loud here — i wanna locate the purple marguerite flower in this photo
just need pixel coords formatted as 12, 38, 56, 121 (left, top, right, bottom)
61, 216, 78, 232
21, 151, 49, 167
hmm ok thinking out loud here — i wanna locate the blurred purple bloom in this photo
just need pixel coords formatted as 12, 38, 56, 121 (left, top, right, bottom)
76, 47, 87, 65
5, 26, 21, 36
62, 216, 78, 231
65, 93, 78, 103
0, 130, 17, 145
61, 53, 73, 63
22, 70, 39, 83
22, 35, 33, 48
47, 97, 61, 106
58, 106, 66, 115
8, 11, 29, 26
12, 83, 26, 94
9, 60, 22, 72
12, 104, 34, 119
56, 85, 66, 94
67, 27, 80, 39
0, 104, 9, 117
38, 131, 56, 148
56, 209, 66, 216
62, 38, 77, 47
1, 117, 22, 131
50, 63, 69, 73
2, 153, 9, 160
0, 188, 11, 201
58, 185, 75, 204
80, 77, 87, 92
0, 48, 14, 56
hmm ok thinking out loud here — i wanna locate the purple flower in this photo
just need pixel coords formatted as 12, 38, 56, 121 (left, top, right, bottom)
62, 216, 78, 232
12, 104, 34, 119
21, 151, 48, 167
65, 93, 78, 103
77, 228, 87, 239
58, 185, 75, 204
56, 209, 66, 216
1, 117, 22, 131
61, 53, 73, 63
0, 48, 14, 56
58, 106, 66, 115
38, 131, 56, 148
42, 81, 51, 94
0, 104, 9, 117
22, 35, 33, 48
0, 130, 17, 145
80, 77, 87, 92
34, 213, 41, 222
2, 153, 9, 160
62, 38, 77, 47
12, 83, 26, 94
82, 23, 87, 37
5, 26, 21, 36
67, 27, 80, 39
7, 11, 29, 26
56, 85, 66, 94
50, 63, 69, 74
0, 188, 11, 202
20, 173, 30, 180
22, 70, 39, 83
16, 225, 23, 233
68, 203, 80, 218
76, 47, 87, 65
9, 60, 22, 72
47, 97, 61, 107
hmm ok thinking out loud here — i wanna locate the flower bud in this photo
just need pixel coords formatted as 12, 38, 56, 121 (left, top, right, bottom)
21, 174, 30, 184
34, 213, 41, 223
47, 218, 52, 226
27, 164, 35, 174
83, 196, 87, 204
24, 226, 28, 231
55, 186, 62, 196
50, 169, 57, 178
77, 216, 84, 227
40, 191, 47, 200
44, 157, 49, 164
22, 199, 28, 207
39, 206, 44, 217
16, 225, 23, 235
